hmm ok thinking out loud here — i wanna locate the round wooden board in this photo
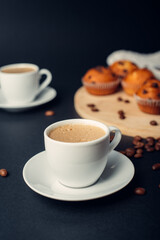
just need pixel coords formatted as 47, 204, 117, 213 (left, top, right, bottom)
74, 87, 160, 138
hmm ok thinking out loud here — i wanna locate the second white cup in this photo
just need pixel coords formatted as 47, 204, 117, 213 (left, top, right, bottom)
0, 63, 52, 105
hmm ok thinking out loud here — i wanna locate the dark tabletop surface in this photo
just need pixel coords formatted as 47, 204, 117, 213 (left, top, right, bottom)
0, 0, 160, 240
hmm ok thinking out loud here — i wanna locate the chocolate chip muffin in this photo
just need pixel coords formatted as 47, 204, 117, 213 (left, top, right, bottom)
135, 79, 160, 115
121, 68, 154, 96
109, 60, 138, 79
82, 66, 120, 95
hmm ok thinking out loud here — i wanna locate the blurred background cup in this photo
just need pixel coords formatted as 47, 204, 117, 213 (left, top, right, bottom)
44, 119, 122, 188
0, 63, 52, 105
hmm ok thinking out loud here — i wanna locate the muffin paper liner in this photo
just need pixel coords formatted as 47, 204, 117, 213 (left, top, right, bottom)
82, 78, 120, 89
134, 94, 160, 107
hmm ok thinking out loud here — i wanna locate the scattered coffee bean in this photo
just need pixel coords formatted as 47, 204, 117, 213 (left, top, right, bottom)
91, 108, 99, 112
157, 137, 160, 143
152, 163, 160, 170
146, 136, 155, 142
146, 147, 154, 152
134, 142, 144, 149
136, 148, 143, 154
0, 169, 8, 177
133, 136, 142, 142
124, 99, 130, 103
118, 110, 126, 119
119, 115, 126, 119
117, 97, 123, 101
146, 137, 155, 146
134, 187, 146, 195
150, 120, 158, 126
87, 104, 95, 108
155, 142, 160, 151
45, 110, 55, 116
147, 140, 155, 146
134, 153, 142, 158
118, 110, 124, 115
125, 148, 135, 157
144, 143, 150, 149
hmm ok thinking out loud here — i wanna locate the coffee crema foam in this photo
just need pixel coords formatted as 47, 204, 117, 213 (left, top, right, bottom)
1, 67, 35, 74
48, 124, 106, 143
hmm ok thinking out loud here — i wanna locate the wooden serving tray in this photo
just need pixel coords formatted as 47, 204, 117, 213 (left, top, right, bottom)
74, 87, 160, 138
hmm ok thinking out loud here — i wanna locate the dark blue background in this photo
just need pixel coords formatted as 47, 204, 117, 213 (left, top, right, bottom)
0, 1, 159, 240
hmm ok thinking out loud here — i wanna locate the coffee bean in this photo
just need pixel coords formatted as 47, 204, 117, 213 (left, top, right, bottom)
87, 104, 95, 108
147, 140, 155, 146
132, 139, 139, 145
133, 136, 142, 142
136, 148, 143, 154
146, 147, 154, 152
124, 100, 130, 103
150, 120, 158, 126
117, 97, 123, 101
118, 110, 124, 115
134, 153, 142, 158
157, 137, 160, 143
155, 142, 160, 151
144, 143, 150, 149
0, 169, 7, 177
146, 137, 155, 146
45, 110, 55, 116
152, 163, 160, 170
134, 187, 146, 195
91, 108, 99, 112
134, 142, 144, 149
125, 148, 135, 157
119, 115, 126, 119
146, 137, 155, 142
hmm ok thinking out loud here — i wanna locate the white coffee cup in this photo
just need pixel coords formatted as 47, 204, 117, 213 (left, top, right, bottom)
44, 119, 121, 188
0, 63, 52, 105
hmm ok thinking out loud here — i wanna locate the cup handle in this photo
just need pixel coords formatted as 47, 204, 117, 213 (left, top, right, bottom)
108, 126, 121, 153
36, 69, 52, 96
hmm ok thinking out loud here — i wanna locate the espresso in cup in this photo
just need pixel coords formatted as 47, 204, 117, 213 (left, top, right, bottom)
48, 124, 106, 143
1, 67, 35, 74
44, 119, 121, 188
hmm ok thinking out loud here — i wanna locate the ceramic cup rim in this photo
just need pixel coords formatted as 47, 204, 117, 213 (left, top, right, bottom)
44, 118, 109, 146
0, 63, 39, 76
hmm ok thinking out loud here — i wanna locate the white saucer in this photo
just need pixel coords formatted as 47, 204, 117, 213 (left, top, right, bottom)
23, 150, 135, 201
0, 87, 57, 112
